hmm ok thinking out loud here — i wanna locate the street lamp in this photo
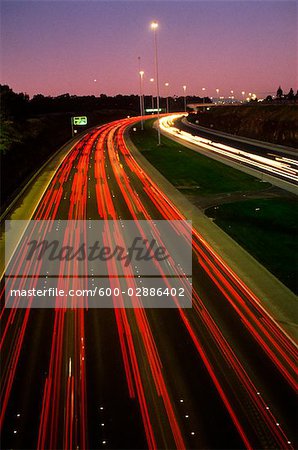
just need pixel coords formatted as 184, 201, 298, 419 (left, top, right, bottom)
150, 78, 155, 109
151, 20, 161, 145
183, 85, 187, 112
216, 88, 219, 104
241, 91, 245, 102
139, 70, 145, 124
202, 87, 206, 105
138, 56, 144, 130
165, 82, 169, 113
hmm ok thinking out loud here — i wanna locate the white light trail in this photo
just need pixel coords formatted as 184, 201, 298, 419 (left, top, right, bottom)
159, 115, 298, 183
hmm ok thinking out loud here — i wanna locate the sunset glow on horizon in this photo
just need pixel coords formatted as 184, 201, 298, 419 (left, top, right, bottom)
1, 0, 297, 98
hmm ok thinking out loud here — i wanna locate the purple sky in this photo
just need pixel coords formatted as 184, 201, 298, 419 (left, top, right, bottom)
1, 1, 297, 99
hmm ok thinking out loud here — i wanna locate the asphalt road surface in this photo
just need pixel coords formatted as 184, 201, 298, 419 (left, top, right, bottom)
165, 116, 298, 188
1, 117, 297, 450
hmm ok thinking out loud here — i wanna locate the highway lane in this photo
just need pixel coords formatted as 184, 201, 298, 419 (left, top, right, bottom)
117, 118, 295, 442
178, 117, 297, 158
159, 114, 298, 189
0, 117, 297, 450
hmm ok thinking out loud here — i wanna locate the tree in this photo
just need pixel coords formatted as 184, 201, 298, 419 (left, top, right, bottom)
286, 88, 294, 100
0, 84, 29, 120
276, 86, 283, 99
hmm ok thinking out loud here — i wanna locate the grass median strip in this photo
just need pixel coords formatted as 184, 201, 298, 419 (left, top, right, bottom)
206, 198, 298, 294
130, 119, 297, 294
130, 119, 271, 195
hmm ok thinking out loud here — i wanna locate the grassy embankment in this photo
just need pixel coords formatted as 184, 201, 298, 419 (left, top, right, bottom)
131, 120, 269, 194
206, 199, 298, 294
1, 110, 133, 212
130, 119, 298, 294
187, 104, 298, 148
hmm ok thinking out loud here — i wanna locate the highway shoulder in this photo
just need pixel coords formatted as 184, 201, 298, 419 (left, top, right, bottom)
124, 124, 298, 342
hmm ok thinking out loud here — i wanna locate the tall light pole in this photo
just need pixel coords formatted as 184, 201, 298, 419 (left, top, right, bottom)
241, 91, 245, 102
150, 78, 155, 109
140, 70, 145, 122
138, 56, 144, 130
183, 85, 187, 112
165, 82, 169, 113
151, 20, 161, 145
216, 88, 219, 104
202, 87, 206, 105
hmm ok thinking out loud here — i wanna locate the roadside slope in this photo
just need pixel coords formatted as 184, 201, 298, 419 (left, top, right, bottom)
125, 124, 297, 341
0, 132, 86, 276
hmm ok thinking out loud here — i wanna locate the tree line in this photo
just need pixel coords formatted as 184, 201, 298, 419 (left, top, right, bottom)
264, 86, 298, 103
0, 84, 211, 121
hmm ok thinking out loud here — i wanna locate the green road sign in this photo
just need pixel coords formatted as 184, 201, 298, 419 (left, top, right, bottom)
72, 116, 88, 126
145, 108, 163, 113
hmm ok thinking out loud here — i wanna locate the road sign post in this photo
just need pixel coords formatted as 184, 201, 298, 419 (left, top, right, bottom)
145, 108, 163, 114
71, 116, 88, 137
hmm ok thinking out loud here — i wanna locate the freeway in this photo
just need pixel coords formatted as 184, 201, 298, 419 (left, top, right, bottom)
0, 117, 297, 450
159, 114, 298, 191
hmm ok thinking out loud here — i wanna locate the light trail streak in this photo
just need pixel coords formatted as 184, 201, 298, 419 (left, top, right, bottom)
0, 115, 296, 450
159, 114, 298, 184
118, 118, 296, 448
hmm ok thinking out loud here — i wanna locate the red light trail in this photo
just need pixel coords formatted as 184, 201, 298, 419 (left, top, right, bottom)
0, 116, 296, 449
